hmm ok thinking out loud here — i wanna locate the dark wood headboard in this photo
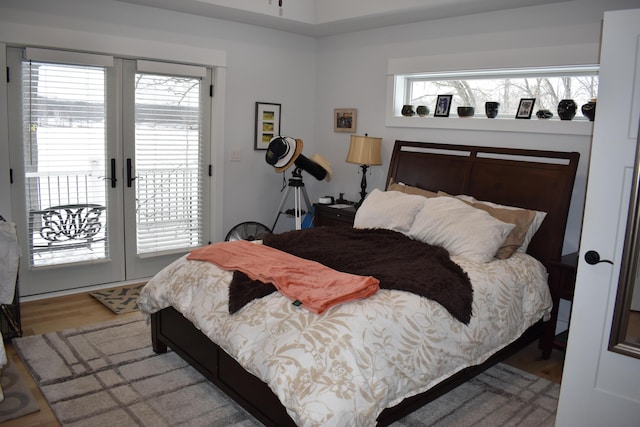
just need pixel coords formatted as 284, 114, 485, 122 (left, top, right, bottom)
386, 140, 580, 265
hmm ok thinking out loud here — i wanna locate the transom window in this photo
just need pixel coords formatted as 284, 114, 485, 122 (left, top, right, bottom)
400, 65, 598, 118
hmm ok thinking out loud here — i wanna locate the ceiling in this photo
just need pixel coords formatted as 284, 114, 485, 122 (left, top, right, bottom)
117, 0, 571, 37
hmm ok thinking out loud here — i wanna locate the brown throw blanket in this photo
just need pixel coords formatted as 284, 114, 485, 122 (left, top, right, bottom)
229, 227, 473, 324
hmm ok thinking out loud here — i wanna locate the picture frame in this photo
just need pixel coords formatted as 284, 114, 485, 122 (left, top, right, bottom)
515, 98, 536, 119
334, 108, 357, 133
254, 102, 281, 150
434, 95, 453, 117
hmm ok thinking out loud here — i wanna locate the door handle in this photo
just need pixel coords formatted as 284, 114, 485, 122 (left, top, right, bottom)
584, 250, 613, 265
107, 158, 117, 188
126, 158, 137, 188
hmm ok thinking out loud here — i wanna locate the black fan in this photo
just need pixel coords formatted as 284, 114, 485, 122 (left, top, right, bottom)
225, 221, 272, 242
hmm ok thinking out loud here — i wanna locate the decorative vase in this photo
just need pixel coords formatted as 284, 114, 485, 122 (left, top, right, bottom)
401, 105, 415, 117
581, 99, 597, 121
416, 105, 429, 117
557, 99, 577, 121
485, 102, 500, 118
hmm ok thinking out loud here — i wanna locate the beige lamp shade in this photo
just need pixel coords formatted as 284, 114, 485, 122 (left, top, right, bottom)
346, 135, 382, 166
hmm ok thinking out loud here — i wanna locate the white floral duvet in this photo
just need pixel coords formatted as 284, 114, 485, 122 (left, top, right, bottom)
138, 251, 551, 427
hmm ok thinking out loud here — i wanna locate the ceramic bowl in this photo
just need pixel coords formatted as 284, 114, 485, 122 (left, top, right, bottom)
536, 109, 553, 119
457, 106, 475, 117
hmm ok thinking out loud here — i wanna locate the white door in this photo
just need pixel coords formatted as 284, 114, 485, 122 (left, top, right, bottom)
7, 49, 211, 296
121, 60, 212, 280
556, 9, 640, 426
7, 48, 127, 295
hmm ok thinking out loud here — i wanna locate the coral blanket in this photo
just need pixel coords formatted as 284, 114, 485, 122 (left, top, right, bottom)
187, 240, 380, 314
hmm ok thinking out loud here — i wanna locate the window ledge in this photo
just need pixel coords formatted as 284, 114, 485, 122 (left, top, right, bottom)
385, 116, 593, 136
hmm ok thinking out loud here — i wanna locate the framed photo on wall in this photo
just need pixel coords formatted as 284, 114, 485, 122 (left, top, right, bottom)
255, 102, 281, 150
516, 98, 536, 119
434, 95, 453, 117
334, 108, 357, 133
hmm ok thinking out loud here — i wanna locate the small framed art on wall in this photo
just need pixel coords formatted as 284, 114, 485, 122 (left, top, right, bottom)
255, 102, 281, 150
334, 108, 357, 133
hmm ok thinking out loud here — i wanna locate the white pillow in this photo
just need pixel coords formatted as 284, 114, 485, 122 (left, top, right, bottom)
408, 197, 516, 263
452, 194, 546, 253
353, 189, 426, 233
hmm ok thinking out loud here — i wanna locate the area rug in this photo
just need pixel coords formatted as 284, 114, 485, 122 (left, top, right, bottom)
89, 284, 145, 315
0, 357, 40, 422
12, 315, 559, 426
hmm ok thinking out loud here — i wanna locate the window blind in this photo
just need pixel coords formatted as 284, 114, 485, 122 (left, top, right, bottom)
23, 60, 109, 267
134, 72, 205, 254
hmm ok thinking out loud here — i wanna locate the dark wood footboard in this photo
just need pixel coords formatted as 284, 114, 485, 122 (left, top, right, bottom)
151, 306, 543, 427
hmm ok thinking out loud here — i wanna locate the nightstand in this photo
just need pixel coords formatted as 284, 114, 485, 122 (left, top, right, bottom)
541, 252, 578, 359
314, 204, 356, 227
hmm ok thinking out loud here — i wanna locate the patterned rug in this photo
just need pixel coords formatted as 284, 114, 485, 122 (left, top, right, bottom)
0, 357, 40, 422
89, 284, 145, 315
12, 315, 559, 426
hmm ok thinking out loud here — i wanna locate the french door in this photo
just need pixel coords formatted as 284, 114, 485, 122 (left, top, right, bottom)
7, 48, 211, 296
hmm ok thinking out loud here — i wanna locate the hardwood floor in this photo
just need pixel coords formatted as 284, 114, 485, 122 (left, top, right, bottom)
2, 287, 566, 426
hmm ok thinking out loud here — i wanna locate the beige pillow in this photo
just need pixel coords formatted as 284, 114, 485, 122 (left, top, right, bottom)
465, 201, 536, 258
388, 178, 438, 198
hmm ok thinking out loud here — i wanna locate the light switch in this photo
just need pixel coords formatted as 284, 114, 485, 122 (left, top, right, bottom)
230, 148, 242, 162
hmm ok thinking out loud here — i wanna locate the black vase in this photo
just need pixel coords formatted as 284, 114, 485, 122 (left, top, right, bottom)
485, 102, 500, 118
581, 99, 597, 121
401, 105, 415, 117
557, 99, 577, 121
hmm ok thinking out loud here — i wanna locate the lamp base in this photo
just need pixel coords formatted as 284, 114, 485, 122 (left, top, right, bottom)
356, 164, 369, 209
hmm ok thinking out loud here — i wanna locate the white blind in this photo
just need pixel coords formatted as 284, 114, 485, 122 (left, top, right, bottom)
23, 61, 109, 267
134, 72, 205, 254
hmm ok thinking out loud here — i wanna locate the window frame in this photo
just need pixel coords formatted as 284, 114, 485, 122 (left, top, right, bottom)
405, 66, 598, 117
386, 64, 598, 136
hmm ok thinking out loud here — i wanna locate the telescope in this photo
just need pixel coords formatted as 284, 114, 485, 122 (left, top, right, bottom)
265, 136, 331, 230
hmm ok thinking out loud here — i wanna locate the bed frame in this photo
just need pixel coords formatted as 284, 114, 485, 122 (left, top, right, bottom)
150, 140, 580, 426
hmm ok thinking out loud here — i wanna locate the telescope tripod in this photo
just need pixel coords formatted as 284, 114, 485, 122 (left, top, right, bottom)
272, 168, 312, 231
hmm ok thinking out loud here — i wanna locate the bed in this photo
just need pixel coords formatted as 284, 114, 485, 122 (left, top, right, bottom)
138, 140, 579, 426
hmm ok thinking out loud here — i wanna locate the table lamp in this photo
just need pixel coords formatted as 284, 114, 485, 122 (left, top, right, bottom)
345, 134, 382, 208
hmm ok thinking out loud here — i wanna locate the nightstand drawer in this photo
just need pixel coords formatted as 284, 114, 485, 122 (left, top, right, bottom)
314, 204, 356, 227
